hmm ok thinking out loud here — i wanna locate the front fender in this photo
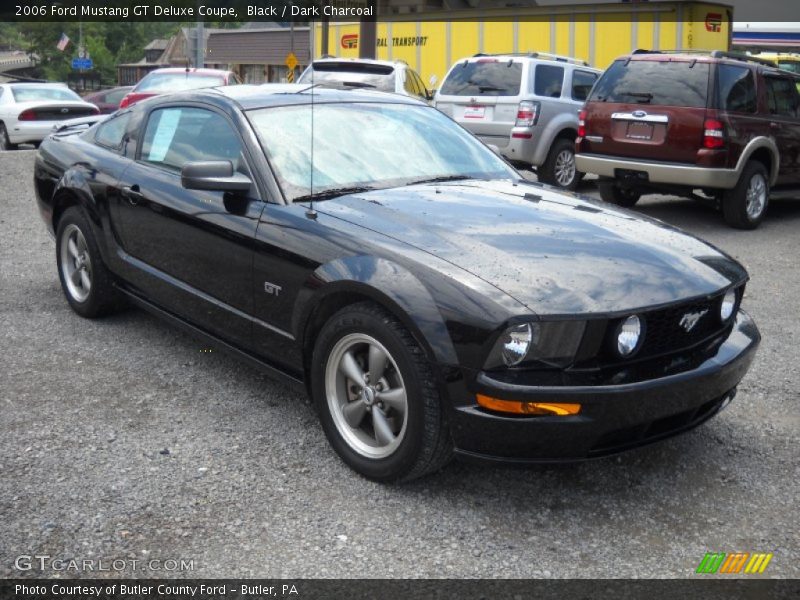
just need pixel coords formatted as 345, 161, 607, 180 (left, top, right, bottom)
294, 255, 459, 367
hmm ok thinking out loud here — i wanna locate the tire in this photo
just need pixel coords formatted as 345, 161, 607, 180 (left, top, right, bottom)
539, 138, 580, 190
55, 207, 124, 318
311, 302, 452, 482
0, 122, 18, 151
598, 181, 642, 208
722, 161, 769, 230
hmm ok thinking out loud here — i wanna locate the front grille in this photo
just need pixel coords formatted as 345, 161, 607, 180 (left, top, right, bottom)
637, 296, 725, 359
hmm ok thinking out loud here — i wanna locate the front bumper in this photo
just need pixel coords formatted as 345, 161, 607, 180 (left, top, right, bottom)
575, 153, 740, 190
450, 310, 760, 463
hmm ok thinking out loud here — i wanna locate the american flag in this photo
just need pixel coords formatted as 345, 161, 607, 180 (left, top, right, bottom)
56, 33, 70, 52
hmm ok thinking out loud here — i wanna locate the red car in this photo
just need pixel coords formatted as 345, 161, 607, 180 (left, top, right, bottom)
82, 86, 133, 114
119, 68, 241, 109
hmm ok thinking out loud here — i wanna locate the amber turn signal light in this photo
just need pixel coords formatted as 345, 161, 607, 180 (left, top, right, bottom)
476, 394, 581, 416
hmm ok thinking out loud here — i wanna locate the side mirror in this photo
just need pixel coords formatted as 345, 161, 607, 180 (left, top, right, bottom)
181, 160, 251, 193
425, 89, 434, 101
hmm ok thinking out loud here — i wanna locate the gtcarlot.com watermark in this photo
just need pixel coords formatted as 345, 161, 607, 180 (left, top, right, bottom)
15, 554, 194, 573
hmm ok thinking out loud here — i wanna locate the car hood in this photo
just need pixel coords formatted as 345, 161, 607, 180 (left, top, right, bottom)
315, 180, 747, 315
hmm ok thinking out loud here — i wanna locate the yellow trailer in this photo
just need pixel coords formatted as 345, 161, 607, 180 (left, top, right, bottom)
314, 1, 732, 87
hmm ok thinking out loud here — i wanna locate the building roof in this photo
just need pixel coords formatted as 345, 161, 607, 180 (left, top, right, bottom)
144, 39, 169, 51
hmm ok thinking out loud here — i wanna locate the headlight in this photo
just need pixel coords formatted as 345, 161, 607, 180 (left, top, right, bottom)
616, 315, 643, 356
484, 321, 585, 370
720, 289, 736, 322
500, 323, 536, 366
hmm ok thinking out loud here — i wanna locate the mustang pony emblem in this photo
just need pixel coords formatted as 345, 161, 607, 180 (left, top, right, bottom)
679, 309, 709, 332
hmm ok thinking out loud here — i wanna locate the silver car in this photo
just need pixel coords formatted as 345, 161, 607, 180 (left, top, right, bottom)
298, 58, 431, 102
434, 53, 601, 190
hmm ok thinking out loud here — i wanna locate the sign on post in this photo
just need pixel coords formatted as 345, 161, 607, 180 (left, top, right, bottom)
71, 57, 93, 70
286, 52, 297, 82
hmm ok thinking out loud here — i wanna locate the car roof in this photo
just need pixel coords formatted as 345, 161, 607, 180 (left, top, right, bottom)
457, 53, 596, 70
144, 67, 232, 76
4, 82, 69, 87
178, 84, 426, 111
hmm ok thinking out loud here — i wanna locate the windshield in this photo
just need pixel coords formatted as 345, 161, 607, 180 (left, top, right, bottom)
135, 73, 226, 93
248, 102, 515, 201
298, 65, 395, 93
11, 86, 82, 102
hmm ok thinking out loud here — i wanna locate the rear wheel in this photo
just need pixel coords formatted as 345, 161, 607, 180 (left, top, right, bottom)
311, 302, 452, 482
539, 138, 579, 190
56, 207, 124, 317
598, 181, 641, 208
0, 123, 18, 151
722, 161, 769, 230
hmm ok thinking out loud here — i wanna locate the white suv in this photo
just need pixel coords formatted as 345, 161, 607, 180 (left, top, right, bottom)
435, 53, 601, 190
298, 58, 431, 102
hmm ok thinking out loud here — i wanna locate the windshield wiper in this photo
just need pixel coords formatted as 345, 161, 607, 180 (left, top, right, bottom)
293, 186, 376, 203
404, 175, 474, 186
619, 91, 653, 103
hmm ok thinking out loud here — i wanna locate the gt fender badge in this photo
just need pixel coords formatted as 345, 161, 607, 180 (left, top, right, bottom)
264, 282, 282, 296
679, 309, 708, 332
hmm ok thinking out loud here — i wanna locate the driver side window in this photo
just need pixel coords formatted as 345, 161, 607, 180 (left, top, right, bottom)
140, 107, 245, 173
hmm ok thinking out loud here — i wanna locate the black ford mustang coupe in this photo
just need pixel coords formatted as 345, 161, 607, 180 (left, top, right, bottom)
34, 86, 760, 482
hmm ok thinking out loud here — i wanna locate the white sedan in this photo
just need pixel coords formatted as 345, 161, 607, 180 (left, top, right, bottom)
0, 83, 99, 150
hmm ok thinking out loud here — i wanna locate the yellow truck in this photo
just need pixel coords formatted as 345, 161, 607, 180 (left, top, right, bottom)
314, 1, 733, 87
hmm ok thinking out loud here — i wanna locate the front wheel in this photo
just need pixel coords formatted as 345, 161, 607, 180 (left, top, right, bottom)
598, 181, 641, 207
539, 138, 580, 190
722, 161, 769, 230
311, 302, 452, 482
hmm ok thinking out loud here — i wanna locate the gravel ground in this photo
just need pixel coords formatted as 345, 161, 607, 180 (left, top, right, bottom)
0, 150, 798, 579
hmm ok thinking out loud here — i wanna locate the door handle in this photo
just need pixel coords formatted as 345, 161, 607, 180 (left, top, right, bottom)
121, 185, 144, 205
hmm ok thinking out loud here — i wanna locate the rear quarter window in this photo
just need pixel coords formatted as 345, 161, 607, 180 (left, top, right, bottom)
439, 60, 522, 96
533, 64, 564, 98
95, 113, 131, 151
589, 59, 710, 108
717, 65, 756, 113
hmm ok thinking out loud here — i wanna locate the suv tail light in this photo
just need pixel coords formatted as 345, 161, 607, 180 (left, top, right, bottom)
18, 109, 36, 121
703, 118, 725, 149
515, 101, 540, 128
578, 109, 587, 138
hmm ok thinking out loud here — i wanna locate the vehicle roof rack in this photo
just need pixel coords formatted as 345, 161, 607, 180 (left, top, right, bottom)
631, 49, 777, 67
472, 51, 589, 66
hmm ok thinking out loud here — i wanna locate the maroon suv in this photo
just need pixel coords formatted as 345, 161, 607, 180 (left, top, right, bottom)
576, 50, 800, 229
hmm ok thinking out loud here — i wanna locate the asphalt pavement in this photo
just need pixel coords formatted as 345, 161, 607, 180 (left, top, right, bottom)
1, 150, 798, 578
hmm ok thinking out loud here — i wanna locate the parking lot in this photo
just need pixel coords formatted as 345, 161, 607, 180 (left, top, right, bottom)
1, 148, 798, 578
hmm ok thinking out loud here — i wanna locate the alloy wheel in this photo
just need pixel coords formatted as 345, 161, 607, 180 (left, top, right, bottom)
745, 173, 767, 220
325, 333, 408, 459
60, 224, 93, 302
554, 148, 576, 187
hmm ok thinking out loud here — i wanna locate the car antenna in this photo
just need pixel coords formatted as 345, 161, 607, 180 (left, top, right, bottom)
306, 58, 318, 220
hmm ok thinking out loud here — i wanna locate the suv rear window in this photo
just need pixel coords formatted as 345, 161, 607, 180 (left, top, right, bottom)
298, 63, 396, 93
589, 59, 710, 108
439, 60, 522, 96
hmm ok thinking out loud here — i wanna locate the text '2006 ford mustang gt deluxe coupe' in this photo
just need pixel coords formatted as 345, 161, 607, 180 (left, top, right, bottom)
34, 86, 759, 482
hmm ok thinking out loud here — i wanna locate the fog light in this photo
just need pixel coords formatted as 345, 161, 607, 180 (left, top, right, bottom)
477, 394, 581, 416
720, 289, 736, 322
616, 315, 642, 356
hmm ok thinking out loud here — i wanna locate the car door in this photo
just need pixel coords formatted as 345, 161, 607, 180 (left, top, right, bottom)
764, 73, 800, 186
115, 103, 264, 348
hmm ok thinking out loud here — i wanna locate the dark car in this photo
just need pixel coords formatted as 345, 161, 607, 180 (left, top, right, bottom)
83, 86, 133, 114
576, 50, 800, 230
34, 86, 759, 482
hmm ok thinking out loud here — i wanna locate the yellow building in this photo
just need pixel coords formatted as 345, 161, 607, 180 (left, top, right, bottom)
315, 1, 733, 86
